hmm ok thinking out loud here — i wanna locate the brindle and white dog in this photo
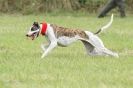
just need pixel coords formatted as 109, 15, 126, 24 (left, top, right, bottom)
26, 14, 118, 58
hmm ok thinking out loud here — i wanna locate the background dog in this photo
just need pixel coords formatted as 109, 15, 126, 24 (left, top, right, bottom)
26, 14, 118, 58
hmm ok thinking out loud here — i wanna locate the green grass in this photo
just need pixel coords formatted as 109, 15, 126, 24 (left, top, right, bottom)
0, 14, 133, 88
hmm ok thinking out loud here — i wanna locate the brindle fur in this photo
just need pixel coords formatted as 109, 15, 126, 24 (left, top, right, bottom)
50, 24, 89, 39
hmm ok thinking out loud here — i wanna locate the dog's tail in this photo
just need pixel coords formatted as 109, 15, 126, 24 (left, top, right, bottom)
95, 14, 114, 35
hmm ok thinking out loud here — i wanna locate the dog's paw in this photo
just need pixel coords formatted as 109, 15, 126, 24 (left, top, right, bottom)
41, 55, 44, 58
41, 53, 47, 58
41, 54, 45, 58
114, 53, 119, 58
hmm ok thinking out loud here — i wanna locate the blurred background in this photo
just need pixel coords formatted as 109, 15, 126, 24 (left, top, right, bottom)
0, 0, 132, 15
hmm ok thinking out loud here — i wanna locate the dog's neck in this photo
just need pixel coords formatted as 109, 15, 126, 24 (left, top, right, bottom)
39, 23, 48, 36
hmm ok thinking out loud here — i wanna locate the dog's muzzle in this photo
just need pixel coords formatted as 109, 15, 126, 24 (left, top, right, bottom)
26, 30, 40, 40
26, 33, 36, 40
26, 34, 29, 37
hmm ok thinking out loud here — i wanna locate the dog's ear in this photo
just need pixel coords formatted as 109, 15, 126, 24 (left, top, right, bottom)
33, 22, 39, 28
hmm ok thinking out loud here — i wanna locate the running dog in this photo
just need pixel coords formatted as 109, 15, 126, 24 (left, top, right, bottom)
26, 14, 118, 58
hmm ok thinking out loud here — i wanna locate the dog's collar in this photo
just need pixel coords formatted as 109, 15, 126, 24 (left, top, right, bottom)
40, 22, 48, 35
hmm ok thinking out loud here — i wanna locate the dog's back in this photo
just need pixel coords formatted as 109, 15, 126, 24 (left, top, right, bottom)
50, 24, 89, 39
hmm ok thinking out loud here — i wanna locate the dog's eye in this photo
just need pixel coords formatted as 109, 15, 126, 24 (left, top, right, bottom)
31, 28, 35, 31
31, 27, 37, 31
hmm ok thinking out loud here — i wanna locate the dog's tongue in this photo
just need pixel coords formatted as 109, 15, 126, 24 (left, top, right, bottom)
31, 35, 35, 40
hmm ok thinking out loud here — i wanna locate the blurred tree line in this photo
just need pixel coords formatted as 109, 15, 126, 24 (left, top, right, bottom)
0, 0, 132, 14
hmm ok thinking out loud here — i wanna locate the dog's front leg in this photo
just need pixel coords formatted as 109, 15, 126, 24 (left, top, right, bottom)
41, 41, 57, 58
41, 25, 57, 58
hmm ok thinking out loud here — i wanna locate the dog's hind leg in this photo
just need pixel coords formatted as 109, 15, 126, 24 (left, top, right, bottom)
82, 41, 95, 55
82, 41, 118, 57
84, 31, 119, 57
101, 48, 119, 57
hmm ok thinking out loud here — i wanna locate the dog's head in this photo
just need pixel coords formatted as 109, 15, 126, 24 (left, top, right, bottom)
26, 22, 40, 40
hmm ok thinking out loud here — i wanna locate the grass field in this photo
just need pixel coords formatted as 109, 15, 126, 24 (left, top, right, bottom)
0, 14, 133, 88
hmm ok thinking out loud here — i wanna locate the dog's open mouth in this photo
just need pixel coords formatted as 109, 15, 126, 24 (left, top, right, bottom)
26, 33, 36, 40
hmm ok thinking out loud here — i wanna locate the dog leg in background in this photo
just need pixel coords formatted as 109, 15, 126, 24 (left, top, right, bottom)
41, 37, 51, 51
41, 42, 57, 58
41, 43, 49, 51
41, 38, 51, 51
41, 26, 57, 58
